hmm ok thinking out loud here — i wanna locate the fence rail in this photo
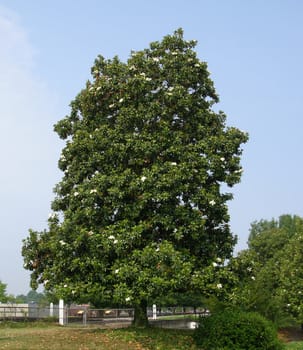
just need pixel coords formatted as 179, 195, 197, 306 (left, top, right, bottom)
66, 307, 135, 325
0, 304, 60, 320
0, 304, 207, 325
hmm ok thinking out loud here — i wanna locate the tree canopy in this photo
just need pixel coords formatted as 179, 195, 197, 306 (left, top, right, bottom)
22, 29, 248, 325
231, 214, 303, 325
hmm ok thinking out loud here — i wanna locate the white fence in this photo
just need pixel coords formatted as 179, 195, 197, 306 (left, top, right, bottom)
0, 303, 206, 325
0, 303, 60, 320
0, 303, 134, 324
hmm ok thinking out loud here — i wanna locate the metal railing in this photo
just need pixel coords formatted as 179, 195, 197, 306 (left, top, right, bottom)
0, 304, 207, 325
66, 307, 134, 325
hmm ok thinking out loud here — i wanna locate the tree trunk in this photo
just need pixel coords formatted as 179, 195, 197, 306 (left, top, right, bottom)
133, 300, 149, 327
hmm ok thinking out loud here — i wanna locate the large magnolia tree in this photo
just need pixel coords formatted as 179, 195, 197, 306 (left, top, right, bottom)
22, 29, 248, 326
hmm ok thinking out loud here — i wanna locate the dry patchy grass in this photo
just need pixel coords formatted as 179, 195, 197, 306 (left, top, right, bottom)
0, 326, 141, 350
0, 323, 197, 350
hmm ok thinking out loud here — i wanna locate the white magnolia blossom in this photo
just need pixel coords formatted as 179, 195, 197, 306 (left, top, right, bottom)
216, 283, 223, 289
88, 231, 94, 236
152, 57, 160, 62
141, 176, 147, 182
212, 262, 218, 267
48, 212, 56, 220
119, 98, 124, 103
235, 168, 243, 174
59, 240, 66, 246
74, 192, 79, 197
151, 87, 161, 94
209, 200, 216, 206
64, 284, 68, 288
167, 86, 174, 92
109, 103, 115, 108
251, 276, 255, 280
125, 297, 131, 302
108, 235, 116, 240
96, 86, 101, 91
145, 77, 152, 81
170, 162, 177, 166
113, 239, 118, 244
88, 86, 94, 92
115, 269, 119, 274
90, 189, 97, 194
43, 280, 49, 286
220, 157, 225, 162
216, 257, 222, 263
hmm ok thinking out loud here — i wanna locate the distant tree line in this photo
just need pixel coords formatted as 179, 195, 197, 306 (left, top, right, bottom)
0, 283, 49, 305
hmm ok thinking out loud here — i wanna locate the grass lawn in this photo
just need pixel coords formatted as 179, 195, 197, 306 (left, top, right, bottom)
0, 321, 301, 349
0, 322, 197, 350
285, 342, 303, 349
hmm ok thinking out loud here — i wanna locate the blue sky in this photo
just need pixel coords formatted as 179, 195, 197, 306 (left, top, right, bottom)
1, 0, 303, 295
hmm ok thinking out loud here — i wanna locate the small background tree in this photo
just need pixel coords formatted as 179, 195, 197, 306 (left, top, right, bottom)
0, 280, 8, 303
230, 214, 303, 326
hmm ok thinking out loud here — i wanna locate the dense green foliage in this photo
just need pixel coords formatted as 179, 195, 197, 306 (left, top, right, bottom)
22, 29, 247, 325
230, 214, 303, 326
193, 309, 283, 350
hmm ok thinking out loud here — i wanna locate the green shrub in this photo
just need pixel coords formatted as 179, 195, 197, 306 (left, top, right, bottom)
193, 309, 283, 350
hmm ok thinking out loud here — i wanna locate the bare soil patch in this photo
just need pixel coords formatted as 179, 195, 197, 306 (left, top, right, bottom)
279, 327, 303, 343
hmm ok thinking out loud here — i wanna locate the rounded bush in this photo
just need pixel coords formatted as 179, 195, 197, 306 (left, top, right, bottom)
193, 309, 283, 350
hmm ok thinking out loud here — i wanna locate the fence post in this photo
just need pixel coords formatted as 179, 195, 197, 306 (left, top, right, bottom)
83, 309, 87, 326
50, 302, 54, 317
152, 304, 157, 320
59, 299, 65, 325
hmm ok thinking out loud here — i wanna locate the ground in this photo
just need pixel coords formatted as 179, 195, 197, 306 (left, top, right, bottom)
279, 327, 303, 342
